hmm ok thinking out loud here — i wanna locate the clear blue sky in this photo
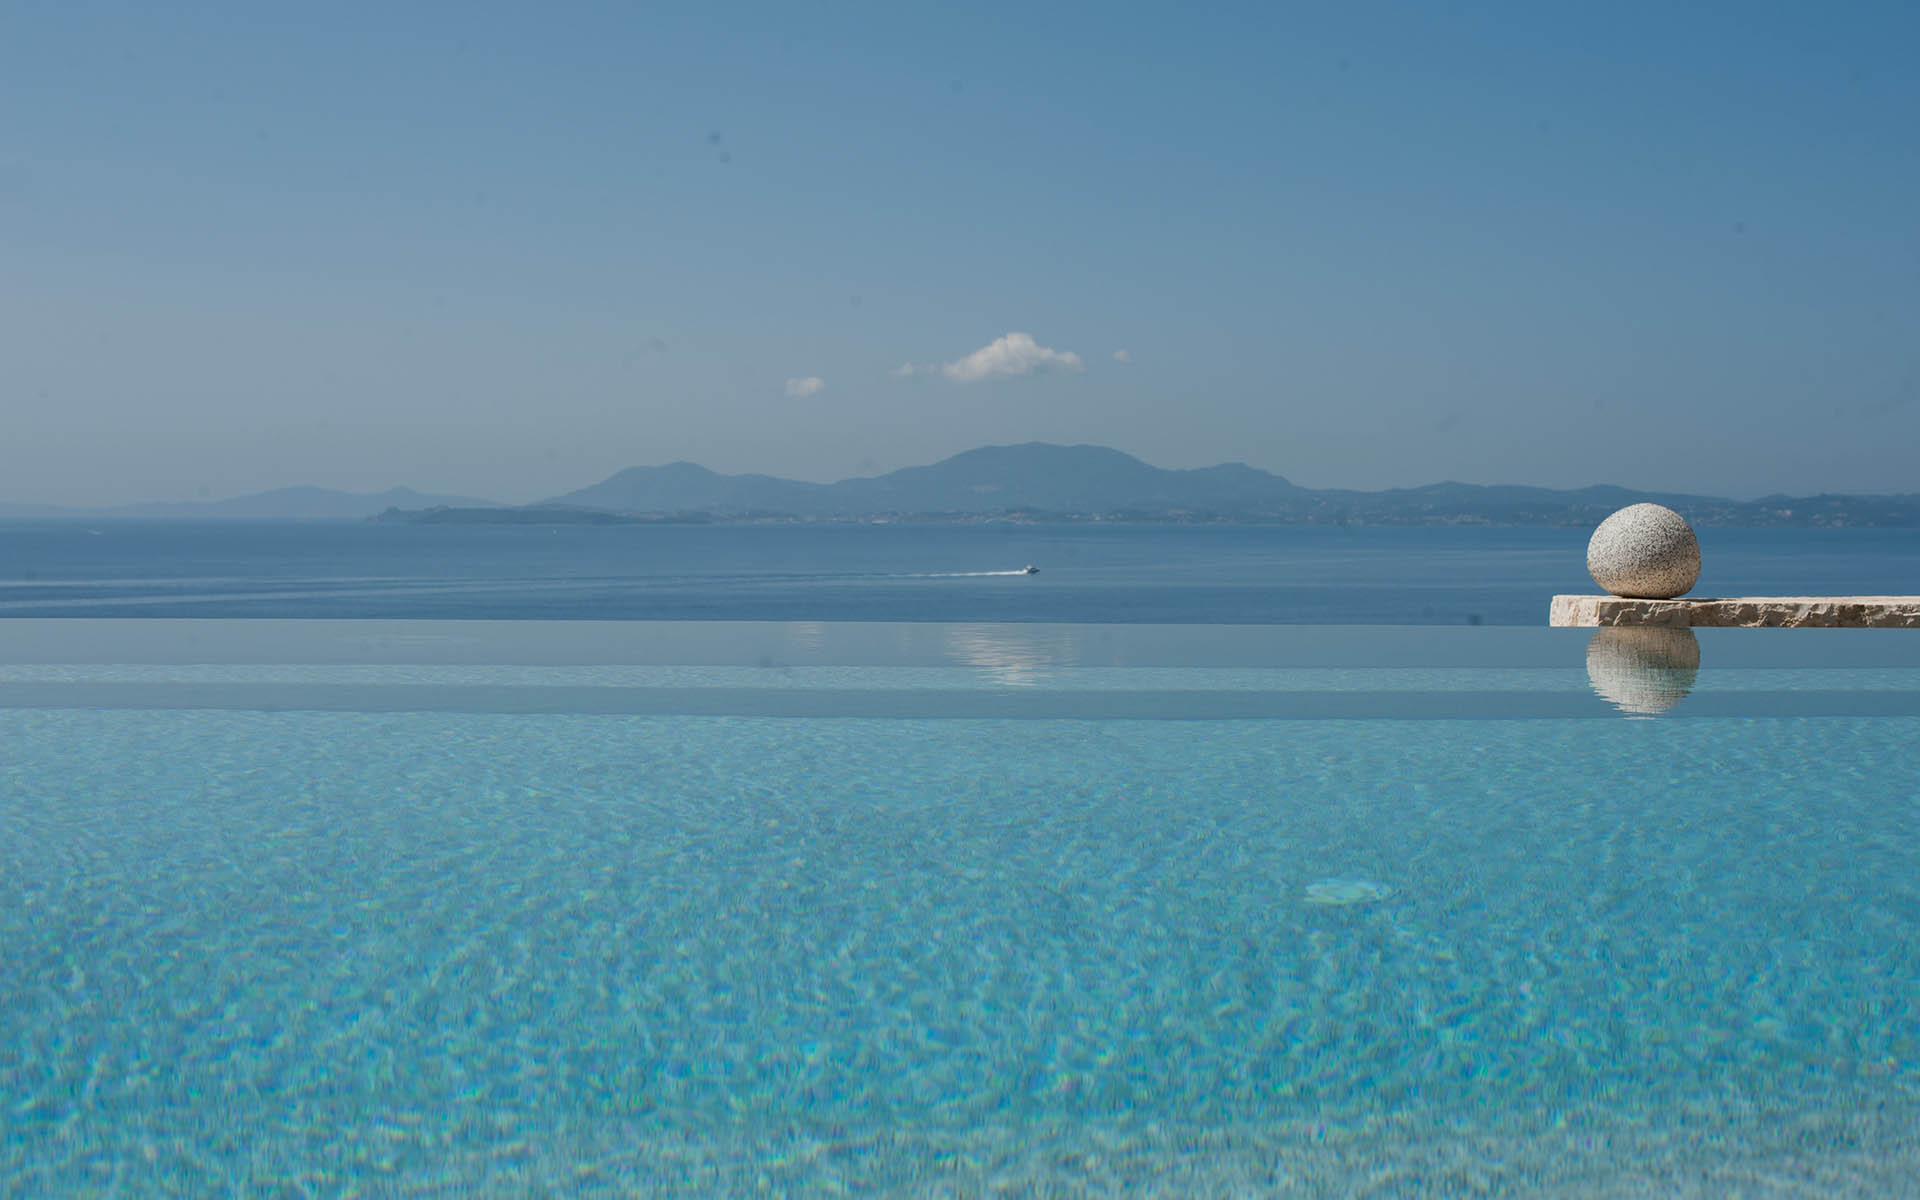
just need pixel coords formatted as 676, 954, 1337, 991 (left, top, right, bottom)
3, 0, 1916, 505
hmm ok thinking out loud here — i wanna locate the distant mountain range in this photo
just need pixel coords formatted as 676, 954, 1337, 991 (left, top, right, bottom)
6, 445, 1917, 526
503, 441, 1912, 526
542, 443, 1313, 518
396, 443, 1917, 527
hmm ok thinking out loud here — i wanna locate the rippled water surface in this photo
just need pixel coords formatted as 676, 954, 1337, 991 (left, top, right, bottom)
4, 622, 1919, 1195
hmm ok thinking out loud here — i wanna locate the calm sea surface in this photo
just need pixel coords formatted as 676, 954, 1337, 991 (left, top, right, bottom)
3, 521, 1919, 624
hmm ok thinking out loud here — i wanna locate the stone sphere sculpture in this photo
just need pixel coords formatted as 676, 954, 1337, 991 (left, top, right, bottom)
1587, 503, 1700, 599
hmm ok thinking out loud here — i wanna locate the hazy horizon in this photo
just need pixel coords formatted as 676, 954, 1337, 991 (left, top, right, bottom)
6, 2, 1916, 507
5, 442, 1886, 511
8, 438, 1919, 514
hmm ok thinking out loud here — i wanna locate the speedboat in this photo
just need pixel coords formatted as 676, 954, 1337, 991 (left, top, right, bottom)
1022, 564, 1039, 574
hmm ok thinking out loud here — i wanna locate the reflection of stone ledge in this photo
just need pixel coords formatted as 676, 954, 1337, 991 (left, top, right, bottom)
1551, 595, 1920, 628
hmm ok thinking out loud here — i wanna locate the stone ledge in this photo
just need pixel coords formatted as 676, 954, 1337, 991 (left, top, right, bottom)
1550, 595, 1920, 628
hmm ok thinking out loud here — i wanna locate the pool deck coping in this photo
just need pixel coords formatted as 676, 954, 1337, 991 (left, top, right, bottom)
1551, 595, 1920, 628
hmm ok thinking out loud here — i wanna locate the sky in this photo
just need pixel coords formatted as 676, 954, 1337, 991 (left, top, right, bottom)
3, 0, 1917, 506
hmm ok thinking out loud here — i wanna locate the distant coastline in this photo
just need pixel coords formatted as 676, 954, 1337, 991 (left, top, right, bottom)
370, 501, 1920, 529
373, 443, 1920, 528
9, 443, 1919, 527
377, 505, 714, 526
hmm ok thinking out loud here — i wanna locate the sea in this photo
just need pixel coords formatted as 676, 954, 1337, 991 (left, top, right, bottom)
4, 520, 1918, 624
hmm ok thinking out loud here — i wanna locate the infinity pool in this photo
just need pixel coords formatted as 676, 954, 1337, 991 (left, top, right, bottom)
5, 621, 1919, 1196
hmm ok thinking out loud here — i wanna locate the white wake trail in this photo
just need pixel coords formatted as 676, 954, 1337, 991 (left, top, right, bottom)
900, 569, 1033, 579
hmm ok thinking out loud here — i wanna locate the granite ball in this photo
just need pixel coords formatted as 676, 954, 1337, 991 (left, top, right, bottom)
1587, 503, 1701, 599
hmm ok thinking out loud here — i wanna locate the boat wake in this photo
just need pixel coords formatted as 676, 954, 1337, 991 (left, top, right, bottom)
907, 568, 1036, 578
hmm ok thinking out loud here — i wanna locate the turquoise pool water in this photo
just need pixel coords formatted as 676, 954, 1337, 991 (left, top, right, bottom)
5, 621, 1920, 1196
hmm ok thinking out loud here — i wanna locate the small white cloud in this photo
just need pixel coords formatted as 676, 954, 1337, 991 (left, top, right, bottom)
785, 376, 826, 398
930, 332, 1084, 383
1112, 348, 1132, 364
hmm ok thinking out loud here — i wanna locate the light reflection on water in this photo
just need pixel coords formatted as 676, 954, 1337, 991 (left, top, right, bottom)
946, 625, 1071, 687
1586, 626, 1702, 717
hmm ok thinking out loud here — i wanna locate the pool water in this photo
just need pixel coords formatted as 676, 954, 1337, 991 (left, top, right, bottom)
5, 621, 1920, 1196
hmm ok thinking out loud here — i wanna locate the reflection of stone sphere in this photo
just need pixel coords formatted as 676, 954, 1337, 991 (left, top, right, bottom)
1587, 504, 1701, 599
1586, 627, 1701, 716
